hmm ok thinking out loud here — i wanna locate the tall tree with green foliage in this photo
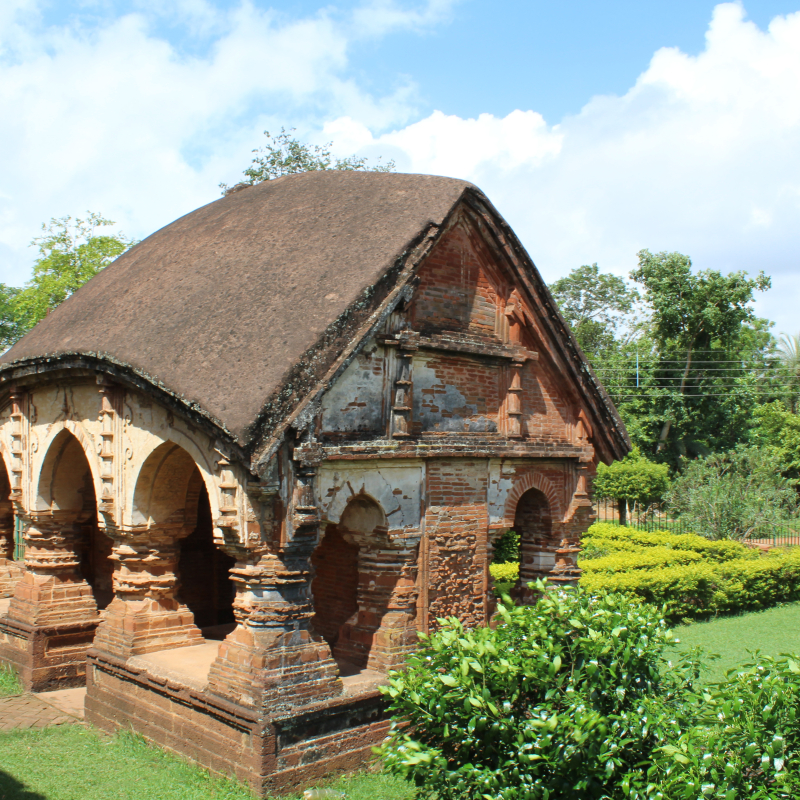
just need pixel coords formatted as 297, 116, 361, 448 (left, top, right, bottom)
0, 213, 135, 350
221, 127, 395, 192
752, 400, 800, 484
776, 332, 800, 412
630, 250, 771, 457
549, 262, 640, 361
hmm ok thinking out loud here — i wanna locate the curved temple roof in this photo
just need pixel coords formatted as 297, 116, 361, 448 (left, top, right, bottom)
0, 170, 630, 461
1, 172, 472, 444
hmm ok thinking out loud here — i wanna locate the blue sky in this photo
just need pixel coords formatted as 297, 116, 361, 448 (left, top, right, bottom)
2, 0, 800, 334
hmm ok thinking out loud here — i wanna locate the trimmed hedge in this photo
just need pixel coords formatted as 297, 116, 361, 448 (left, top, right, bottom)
489, 562, 519, 583
579, 522, 800, 621
581, 522, 755, 562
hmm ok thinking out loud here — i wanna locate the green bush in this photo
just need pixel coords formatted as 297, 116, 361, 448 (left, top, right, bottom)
378, 584, 696, 800
579, 523, 800, 621
650, 654, 800, 798
489, 562, 519, 583
667, 445, 799, 540
583, 522, 755, 562
379, 584, 800, 798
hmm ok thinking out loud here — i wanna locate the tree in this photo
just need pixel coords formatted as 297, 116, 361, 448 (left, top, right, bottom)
752, 400, 800, 484
666, 445, 798, 540
593, 447, 670, 525
776, 332, 800, 412
630, 250, 770, 455
549, 263, 640, 361
1, 213, 135, 349
221, 127, 395, 192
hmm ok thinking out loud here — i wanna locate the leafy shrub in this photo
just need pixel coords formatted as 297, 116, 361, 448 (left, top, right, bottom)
667, 445, 799, 540
380, 585, 800, 798
492, 529, 520, 563
583, 522, 754, 562
489, 561, 519, 596
579, 523, 800, 621
650, 654, 800, 798
489, 562, 519, 583
378, 584, 697, 800
581, 545, 705, 574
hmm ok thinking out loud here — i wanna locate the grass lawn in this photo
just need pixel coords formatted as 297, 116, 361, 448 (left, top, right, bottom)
671, 601, 800, 682
0, 724, 415, 800
0, 661, 22, 696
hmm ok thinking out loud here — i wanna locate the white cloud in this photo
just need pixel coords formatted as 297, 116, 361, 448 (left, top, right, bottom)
357, 2, 800, 334
2, 1, 799, 335
0, 0, 448, 282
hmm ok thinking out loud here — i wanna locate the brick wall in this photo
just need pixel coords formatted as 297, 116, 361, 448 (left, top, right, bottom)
413, 353, 501, 434
411, 224, 499, 338
424, 460, 488, 629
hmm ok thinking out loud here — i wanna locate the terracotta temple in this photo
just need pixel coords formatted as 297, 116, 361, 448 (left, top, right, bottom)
0, 171, 629, 794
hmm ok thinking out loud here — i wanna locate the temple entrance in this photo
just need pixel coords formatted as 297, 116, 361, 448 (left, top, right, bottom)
37, 429, 113, 611
514, 487, 553, 598
312, 495, 417, 674
130, 441, 236, 644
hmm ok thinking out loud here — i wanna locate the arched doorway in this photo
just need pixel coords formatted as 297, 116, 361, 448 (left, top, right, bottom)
130, 442, 235, 640
311, 523, 360, 652
323, 495, 388, 673
513, 487, 553, 600
312, 494, 417, 674
36, 429, 113, 610
177, 472, 236, 637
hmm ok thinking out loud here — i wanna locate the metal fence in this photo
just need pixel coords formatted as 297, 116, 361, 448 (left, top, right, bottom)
594, 497, 800, 547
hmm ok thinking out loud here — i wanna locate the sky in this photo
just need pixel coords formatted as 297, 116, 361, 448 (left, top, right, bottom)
2, 0, 800, 335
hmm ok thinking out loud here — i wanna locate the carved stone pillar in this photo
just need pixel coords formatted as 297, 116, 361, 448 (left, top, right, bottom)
206, 463, 343, 712
391, 340, 417, 438
334, 530, 420, 673
92, 526, 204, 659
548, 461, 593, 587
6, 512, 99, 627
0, 511, 100, 690
505, 358, 525, 439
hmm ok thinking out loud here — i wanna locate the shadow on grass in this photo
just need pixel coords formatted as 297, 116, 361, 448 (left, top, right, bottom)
0, 769, 48, 799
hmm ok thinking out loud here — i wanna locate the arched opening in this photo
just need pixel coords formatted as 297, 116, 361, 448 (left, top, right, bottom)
133, 442, 236, 640
312, 494, 397, 674
0, 458, 13, 562
514, 487, 553, 597
37, 429, 113, 610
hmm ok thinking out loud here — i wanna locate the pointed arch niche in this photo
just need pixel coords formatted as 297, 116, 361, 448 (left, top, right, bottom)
312, 493, 420, 675
131, 441, 236, 639
0, 451, 22, 598
36, 428, 113, 610
512, 487, 555, 601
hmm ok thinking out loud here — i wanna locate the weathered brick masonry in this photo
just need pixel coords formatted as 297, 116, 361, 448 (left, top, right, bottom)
0, 171, 629, 794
